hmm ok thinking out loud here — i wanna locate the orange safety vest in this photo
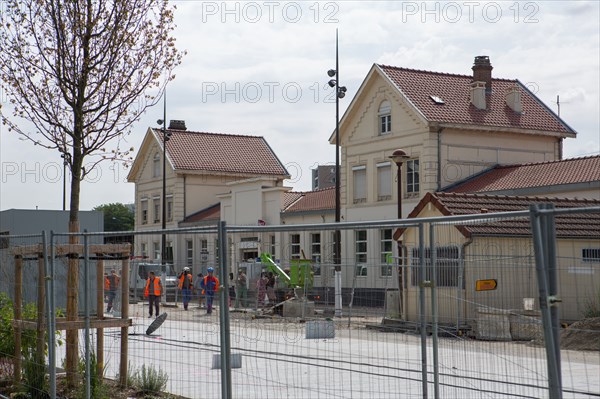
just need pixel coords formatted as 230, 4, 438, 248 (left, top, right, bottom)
144, 276, 161, 297
178, 273, 193, 289
104, 277, 110, 291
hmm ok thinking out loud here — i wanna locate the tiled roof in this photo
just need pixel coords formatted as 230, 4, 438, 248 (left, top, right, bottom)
282, 187, 335, 213
447, 156, 600, 193
282, 192, 304, 210
154, 129, 290, 177
179, 203, 220, 225
378, 65, 576, 135
405, 192, 600, 239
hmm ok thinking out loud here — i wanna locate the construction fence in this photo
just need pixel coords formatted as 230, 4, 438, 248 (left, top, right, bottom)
0, 205, 599, 398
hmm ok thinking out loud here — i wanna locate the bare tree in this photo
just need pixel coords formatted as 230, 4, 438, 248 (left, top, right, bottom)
0, 0, 184, 386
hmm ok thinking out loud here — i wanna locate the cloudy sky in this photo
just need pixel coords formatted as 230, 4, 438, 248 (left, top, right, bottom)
1, 1, 598, 211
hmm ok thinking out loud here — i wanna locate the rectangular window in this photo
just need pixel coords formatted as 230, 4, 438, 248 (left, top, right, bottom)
186, 240, 193, 266
165, 241, 173, 263
269, 235, 276, 258
353, 165, 367, 204
153, 242, 160, 261
167, 196, 173, 222
377, 162, 392, 201
411, 246, 461, 287
290, 234, 301, 259
582, 248, 600, 262
355, 230, 367, 276
200, 239, 209, 263
380, 114, 391, 134
140, 242, 147, 258
141, 200, 148, 225
311, 233, 321, 275
406, 159, 420, 194
153, 198, 160, 223
380, 229, 393, 276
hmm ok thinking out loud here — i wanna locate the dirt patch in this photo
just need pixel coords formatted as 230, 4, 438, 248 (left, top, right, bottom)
0, 375, 183, 398
560, 317, 600, 351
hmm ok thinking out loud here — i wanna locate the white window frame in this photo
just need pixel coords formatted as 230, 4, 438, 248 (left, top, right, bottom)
166, 195, 173, 222
311, 233, 321, 275
153, 197, 160, 224
140, 199, 148, 225
353, 165, 367, 204
186, 239, 193, 266
355, 230, 368, 276
140, 242, 147, 258
153, 242, 160, 261
380, 229, 393, 277
406, 159, 420, 194
582, 248, 600, 262
378, 100, 391, 135
290, 234, 301, 259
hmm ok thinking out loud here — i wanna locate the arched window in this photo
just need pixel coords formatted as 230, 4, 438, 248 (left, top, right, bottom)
378, 100, 391, 135
153, 152, 160, 178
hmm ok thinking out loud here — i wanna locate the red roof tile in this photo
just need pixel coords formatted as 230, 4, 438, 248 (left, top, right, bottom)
378, 65, 576, 135
447, 156, 600, 193
405, 192, 600, 239
282, 187, 335, 213
180, 203, 220, 225
154, 129, 290, 177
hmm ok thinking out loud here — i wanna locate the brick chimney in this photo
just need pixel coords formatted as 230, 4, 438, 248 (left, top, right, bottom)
472, 56, 493, 93
168, 120, 187, 130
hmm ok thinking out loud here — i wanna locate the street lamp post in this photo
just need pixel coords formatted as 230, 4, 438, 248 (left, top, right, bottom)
389, 149, 409, 219
327, 29, 347, 317
389, 149, 409, 320
157, 90, 171, 279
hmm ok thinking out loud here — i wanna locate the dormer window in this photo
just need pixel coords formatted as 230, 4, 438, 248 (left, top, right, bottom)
378, 100, 391, 135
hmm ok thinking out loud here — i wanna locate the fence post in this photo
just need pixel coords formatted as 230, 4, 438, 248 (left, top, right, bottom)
119, 252, 130, 387
418, 223, 428, 398
530, 204, 562, 399
48, 232, 57, 399
429, 223, 439, 399
218, 221, 232, 399
83, 232, 91, 399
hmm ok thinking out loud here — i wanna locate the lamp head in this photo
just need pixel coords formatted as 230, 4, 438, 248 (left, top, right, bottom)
328, 79, 336, 88
157, 119, 164, 125
388, 149, 410, 165
337, 91, 345, 99
327, 69, 336, 77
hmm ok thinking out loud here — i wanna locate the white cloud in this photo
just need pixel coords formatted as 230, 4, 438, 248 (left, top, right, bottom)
1, 0, 598, 210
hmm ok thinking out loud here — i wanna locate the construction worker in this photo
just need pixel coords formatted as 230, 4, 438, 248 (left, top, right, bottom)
178, 267, 193, 310
106, 269, 120, 313
144, 271, 163, 318
200, 267, 219, 314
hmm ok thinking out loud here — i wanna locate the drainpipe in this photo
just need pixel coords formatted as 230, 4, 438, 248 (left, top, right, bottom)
437, 127, 443, 191
458, 238, 473, 332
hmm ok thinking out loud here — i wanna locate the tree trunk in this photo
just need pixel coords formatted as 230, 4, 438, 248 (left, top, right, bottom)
65, 163, 81, 387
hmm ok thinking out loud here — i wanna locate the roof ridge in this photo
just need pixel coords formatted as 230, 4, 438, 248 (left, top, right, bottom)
437, 191, 600, 204
495, 155, 600, 169
377, 63, 517, 82
287, 186, 336, 195
153, 127, 264, 139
